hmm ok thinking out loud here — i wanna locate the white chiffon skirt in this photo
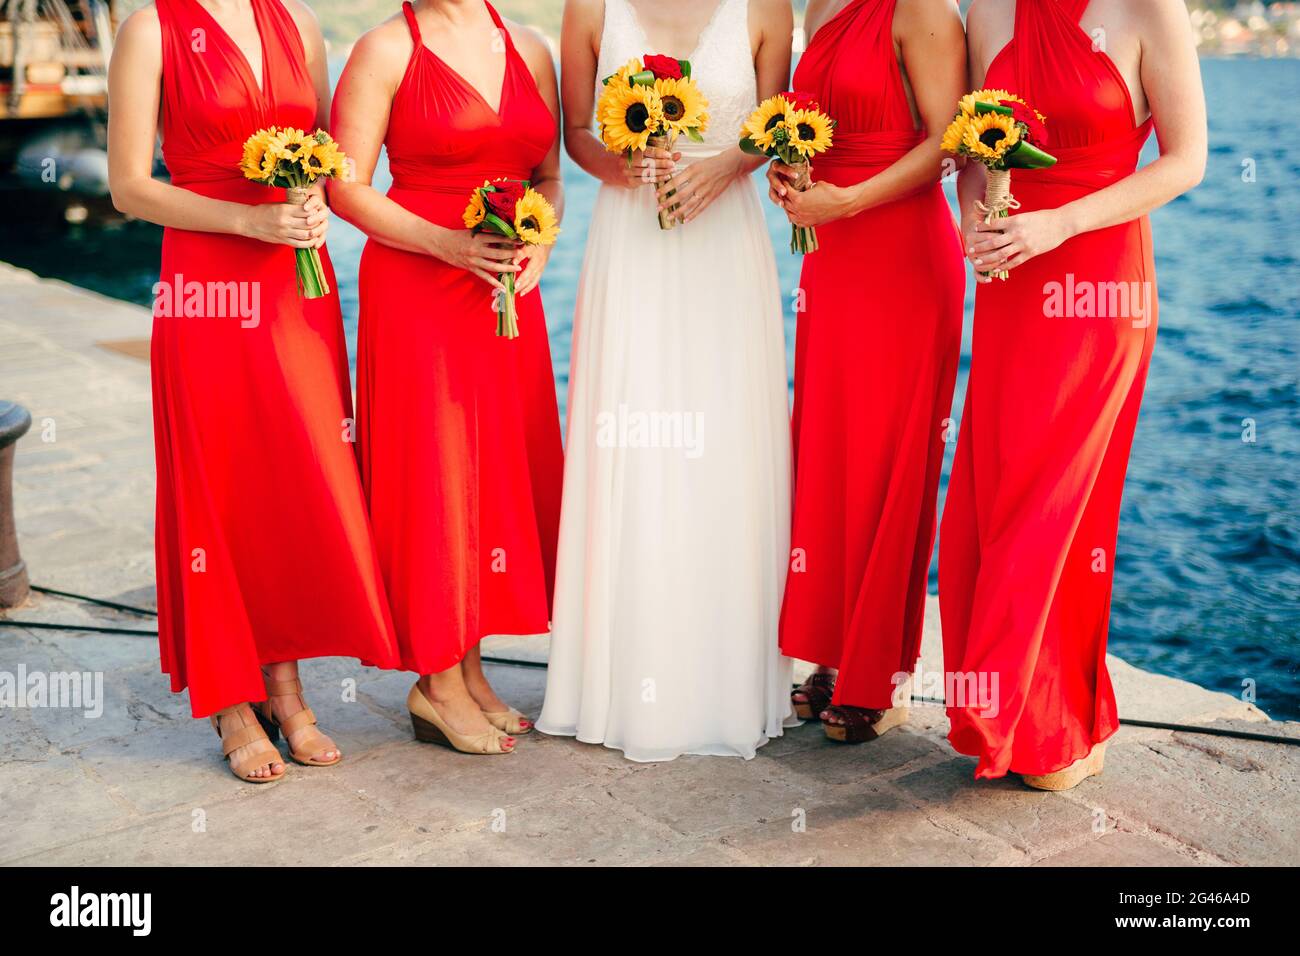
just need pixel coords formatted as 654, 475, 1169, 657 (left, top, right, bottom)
537, 166, 797, 761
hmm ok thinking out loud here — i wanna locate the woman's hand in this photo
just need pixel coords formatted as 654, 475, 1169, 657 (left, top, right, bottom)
514, 242, 551, 297
767, 161, 858, 228
430, 229, 522, 291
622, 145, 678, 189
965, 208, 1073, 281
240, 192, 330, 248
657, 152, 743, 224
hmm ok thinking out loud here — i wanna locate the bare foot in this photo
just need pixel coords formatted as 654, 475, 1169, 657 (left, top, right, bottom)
262, 662, 340, 764
792, 666, 837, 709
461, 645, 532, 732
216, 704, 285, 780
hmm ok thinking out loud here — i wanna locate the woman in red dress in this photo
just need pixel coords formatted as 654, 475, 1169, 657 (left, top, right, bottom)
108, 0, 398, 781
330, 0, 563, 755
767, 0, 966, 742
941, 0, 1206, 788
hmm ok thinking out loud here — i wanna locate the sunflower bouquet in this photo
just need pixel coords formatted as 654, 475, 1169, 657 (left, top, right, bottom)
595, 54, 709, 230
941, 90, 1057, 280
240, 127, 349, 299
463, 178, 559, 339
740, 92, 835, 254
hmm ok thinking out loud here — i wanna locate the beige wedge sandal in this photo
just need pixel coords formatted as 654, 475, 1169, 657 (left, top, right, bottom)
407, 683, 514, 755
255, 674, 341, 767
1022, 742, 1107, 791
482, 708, 533, 735
210, 705, 285, 783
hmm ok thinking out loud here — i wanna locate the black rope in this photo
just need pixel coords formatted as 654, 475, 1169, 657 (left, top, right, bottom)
30, 584, 157, 617
5, 607, 1296, 748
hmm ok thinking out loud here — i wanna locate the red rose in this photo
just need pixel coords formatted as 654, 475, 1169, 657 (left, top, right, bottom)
484, 179, 526, 220
781, 90, 821, 112
643, 54, 684, 80
1002, 100, 1049, 147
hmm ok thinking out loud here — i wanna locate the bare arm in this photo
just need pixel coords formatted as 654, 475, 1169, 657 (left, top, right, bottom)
771, 0, 965, 226
283, 0, 332, 130
327, 22, 519, 290
966, 0, 1206, 276
106, 8, 324, 246
508, 22, 566, 296
561, 0, 654, 188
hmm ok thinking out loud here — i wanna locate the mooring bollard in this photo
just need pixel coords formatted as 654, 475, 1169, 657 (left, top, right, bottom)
0, 401, 33, 608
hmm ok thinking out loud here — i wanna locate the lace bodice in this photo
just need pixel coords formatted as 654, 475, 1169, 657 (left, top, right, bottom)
595, 0, 756, 161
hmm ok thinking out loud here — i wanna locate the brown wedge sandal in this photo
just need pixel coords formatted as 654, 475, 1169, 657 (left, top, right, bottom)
255, 675, 341, 767
821, 704, 909, 744
1021, 742, 1107, 791
791, 673, 836, 720
210, 705, 285, 783
482, 708, 533, 735
407, 683, 514, 755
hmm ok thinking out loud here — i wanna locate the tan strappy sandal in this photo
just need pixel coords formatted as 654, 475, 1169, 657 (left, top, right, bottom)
1022, 742, 1107, 791
255, 673, 341, 767
407, 683, 514, 755
210, 705, 285, 783
482, 708, 533, 735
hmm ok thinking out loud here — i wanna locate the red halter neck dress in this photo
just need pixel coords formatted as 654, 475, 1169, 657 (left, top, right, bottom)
780, 0, 965, 710
151, 0, 397, 717
346, 1, 563, 674
939, 0, 1158, 778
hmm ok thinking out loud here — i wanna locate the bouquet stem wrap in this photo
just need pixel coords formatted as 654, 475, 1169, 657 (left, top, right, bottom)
788, 162, 818, 254
497, 272, 520, 339
286, 186, 330, 299
974, 168, 1020, 281
647, 134, 678, 231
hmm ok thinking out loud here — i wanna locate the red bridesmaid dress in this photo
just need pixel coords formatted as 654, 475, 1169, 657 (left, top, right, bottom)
347, 2, 563, 674
152, 0, 397, 717
780, 0, 965, 709
939, 0, 1158, 778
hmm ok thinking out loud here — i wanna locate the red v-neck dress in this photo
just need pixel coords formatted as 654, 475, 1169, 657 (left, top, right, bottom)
345, 1, 563, 674
779, 0, 964, 710
152, 0, 397, 718
939, 0, 1158, 778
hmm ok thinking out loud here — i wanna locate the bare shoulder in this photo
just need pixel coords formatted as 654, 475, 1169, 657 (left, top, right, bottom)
750, 0, 793, 24
116, 3, 160, 44
895, 0, 965, 31
1127, 0, 1194, 34
564, 0, 605, 24
350, 13, 415, 63
504, 18, 556, 68
277, 0, 323, 38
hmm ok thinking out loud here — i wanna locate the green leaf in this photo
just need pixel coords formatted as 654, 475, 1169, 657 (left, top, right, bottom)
685, 127, 705, 143
975, 100, 1015, 116
1005, 140, 1058, 170
629, 70, 655, 87
680, 59, 692, 79
739, 136, 768, 157
483, 212, 516, 238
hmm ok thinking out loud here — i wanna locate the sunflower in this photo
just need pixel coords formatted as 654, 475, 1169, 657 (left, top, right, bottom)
463, 184, 488, 229
652, 76, 708, 138
513, 189, 560, 246
605, 57, 644, 89
962, 110, 1022, 163
940, 112, 969, 155
268, 127, 313, 168
784, 108, 834, 159
743, 94, 796, 150
597, 80, 665, 153
239, 129, 277, 182
958, 89, 1020, 116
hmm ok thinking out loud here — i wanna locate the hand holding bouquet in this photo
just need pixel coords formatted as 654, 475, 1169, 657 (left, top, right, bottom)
740, 92, 835, 254
940, 90, 1057, 280
463, 179, 560, 339
240, 127, 349, 298
595, 54, 709, 230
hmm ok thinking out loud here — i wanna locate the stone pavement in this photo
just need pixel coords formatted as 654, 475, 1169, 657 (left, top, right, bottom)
1, 261, 1297, 866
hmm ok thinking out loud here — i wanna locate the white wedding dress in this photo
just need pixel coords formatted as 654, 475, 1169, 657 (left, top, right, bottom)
536, 0, 796, 761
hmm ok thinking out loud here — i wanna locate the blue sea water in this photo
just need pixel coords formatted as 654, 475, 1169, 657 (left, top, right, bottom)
1, 60, 1294, 717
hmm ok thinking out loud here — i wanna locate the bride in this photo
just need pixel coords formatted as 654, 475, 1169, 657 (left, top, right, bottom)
536, 0, 796, 760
